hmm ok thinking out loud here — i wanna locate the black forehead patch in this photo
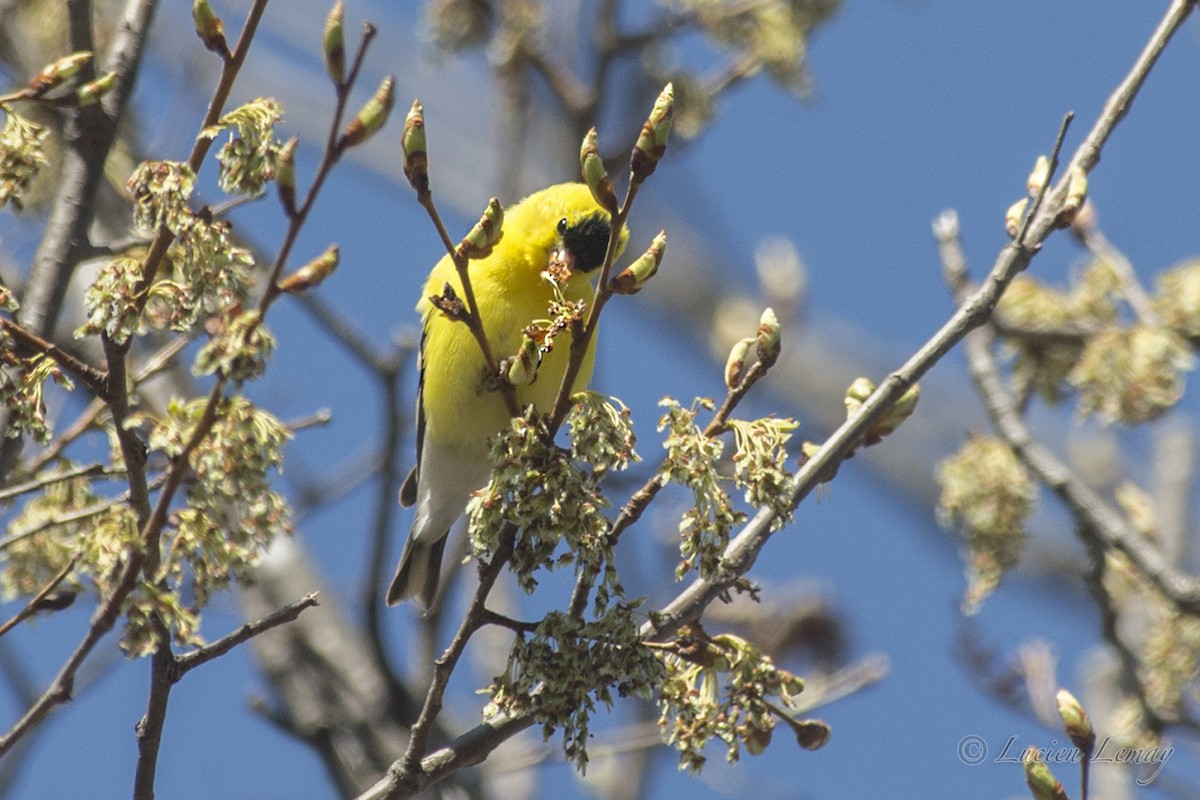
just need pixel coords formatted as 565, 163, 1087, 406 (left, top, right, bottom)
559, 213, 612, 273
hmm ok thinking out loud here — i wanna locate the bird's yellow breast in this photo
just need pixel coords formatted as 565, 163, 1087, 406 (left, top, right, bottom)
415, 183, 624, 450
418, 236, 597, 449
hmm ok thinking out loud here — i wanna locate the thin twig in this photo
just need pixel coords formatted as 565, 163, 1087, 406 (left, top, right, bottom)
24, 335, 188, 475
480, 608, 541, 634
962, 325, 1200, 614
547, 179, 640, 433
1072, 217, 1160, 325
567, 358, 772, 617
0, 317, 109, 397
0, 461, 113, 502
1018, 112, 1074, 244
294, 291, 392, 373
0, 557, 77, 639
171, 593, 320, 679
415, 194, 519, 417
399, 525, 516, 773
363, 365, 406, 678
258, 24, 377, 310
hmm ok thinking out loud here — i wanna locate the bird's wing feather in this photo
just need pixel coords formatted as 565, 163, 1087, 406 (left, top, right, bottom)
399, 325, 429, 508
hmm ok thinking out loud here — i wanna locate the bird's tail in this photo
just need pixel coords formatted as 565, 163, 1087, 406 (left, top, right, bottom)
386, 533, 448, 609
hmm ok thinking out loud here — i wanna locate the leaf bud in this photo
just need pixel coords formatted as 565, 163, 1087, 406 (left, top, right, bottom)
609, 230, 666, 295
456, 197, 504, 260
1057, 165, 1088, 226
402, 99, 430, 197
275, 137, 298, 216
28, 51, 92, 97
323, 1, 346, 86
506, 334, 542, 386
1026, 154, 1050, 197
338, 75, 395, 150
192, 0, 229, 57
75, 72, 116, 106
844, 377, 875, 418
873, 383, 920, 437
755, 307, 781, 368
724, 337, 754, 390
580, 128, 618, 213
631, 83, 674, 182
278, 244, 339, 295
1023, 748, 1069, 800
1055, 688, 1096, 758
1005, 197, 1029, 239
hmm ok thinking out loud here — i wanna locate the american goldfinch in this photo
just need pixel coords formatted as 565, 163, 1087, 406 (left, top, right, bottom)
388, 183, 628, 608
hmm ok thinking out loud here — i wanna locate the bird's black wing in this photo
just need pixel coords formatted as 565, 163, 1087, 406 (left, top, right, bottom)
399, 325, 428, 508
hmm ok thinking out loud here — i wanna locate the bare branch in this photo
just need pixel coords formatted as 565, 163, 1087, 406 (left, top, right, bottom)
171, 593, 319, 679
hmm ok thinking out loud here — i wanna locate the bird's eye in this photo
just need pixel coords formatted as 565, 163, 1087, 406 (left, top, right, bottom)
557, 217, 568, 235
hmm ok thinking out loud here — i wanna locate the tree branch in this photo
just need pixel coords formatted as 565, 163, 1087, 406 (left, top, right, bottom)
350, 5, 1199, 793
647, 0, 1198, 640
171, 593, 319, 680
0, 0, 159, 480
0, 317, 108, 397
962, 325, 1200, 614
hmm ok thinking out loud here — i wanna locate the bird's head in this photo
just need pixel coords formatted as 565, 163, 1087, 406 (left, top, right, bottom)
510, 183, 629, 280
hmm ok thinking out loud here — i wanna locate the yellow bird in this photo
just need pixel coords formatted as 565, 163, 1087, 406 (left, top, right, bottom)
388, 183, 628, 608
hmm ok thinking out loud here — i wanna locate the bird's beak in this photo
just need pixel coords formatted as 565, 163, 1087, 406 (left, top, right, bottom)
546, 243, 577, 284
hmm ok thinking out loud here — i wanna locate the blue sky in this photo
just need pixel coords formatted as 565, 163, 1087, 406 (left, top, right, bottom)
4, 1, 1200, 798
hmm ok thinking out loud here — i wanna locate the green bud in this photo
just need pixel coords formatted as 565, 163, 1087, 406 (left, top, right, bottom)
278, 244, 339, 294
339, 75, 395, 150
1055, 688, 1096, 758
844, 376, 873, 407
192, 0, 228, 56
75, 72, 116, 106
457, 197, 504, 260
28, 51, 92, 97
1027, 154, 1050, 197
402, 99, 429, 197
755, 306, 781, 368
609, 230, 666, 295
506, 334, 541, 386
1023, 748, 1069, 800
724, 337, 754, 390
581, 127, 618, 213
1057, 166, 1088, 226
276, 137, 298, 216
323, 1, 346, 86
844, 377, 875, 419
873, 383, 919, 437
1005, 197, 1029, 239
631, 83, 674, 182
